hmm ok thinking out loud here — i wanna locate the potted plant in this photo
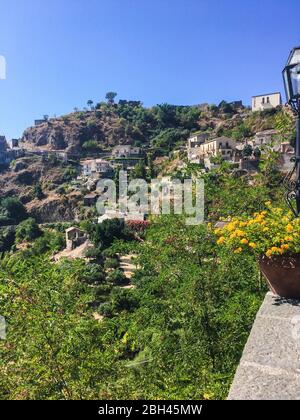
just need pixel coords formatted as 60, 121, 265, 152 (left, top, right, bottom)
214, 202, 300, 299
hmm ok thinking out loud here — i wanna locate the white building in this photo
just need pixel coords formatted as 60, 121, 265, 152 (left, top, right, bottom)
81, 159, 112, 177
251, 92, 281, 112
112, 145, 141, 158
198, 137, 236, 160
187, 133, 210, 163
187, 136, 236, 164
187, 132, 209, 149
98, 210, 145, 224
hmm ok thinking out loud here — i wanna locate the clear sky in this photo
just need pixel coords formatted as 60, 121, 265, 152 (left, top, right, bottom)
0, 0, 300, 139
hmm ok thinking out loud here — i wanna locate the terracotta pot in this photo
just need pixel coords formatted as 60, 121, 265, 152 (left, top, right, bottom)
259, 254, 300, 299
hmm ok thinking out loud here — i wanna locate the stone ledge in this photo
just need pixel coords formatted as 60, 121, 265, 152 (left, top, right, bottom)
228, 292, 300, 400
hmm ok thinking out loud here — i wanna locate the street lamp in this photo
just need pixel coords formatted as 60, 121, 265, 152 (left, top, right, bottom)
283, 46, 300, 215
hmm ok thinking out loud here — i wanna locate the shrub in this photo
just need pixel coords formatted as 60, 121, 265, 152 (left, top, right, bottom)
1, 197, 27, 224
107, 269, 127, 286
15, 218, 41, 243
104, 257, 119, 270
215, 202, 300, 257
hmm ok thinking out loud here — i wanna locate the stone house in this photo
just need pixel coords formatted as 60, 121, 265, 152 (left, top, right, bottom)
0, 135, 24, 164
65, 227, 87, 250
198, 137, 236, 161
251, 93, 282, 112
187, 132, 209, 149
83, 192, 98, 206
0, 136, 8, 150
81, 159, 112, 177
111, 145, 142, 158
11, 139, 19, 148
34, 119, 46, 126
252, 130, 279, 147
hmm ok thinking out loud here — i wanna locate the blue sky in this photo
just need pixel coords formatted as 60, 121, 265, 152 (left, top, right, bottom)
0, 0, 300, 139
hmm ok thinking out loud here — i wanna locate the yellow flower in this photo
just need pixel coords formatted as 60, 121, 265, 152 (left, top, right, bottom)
266, 249, 273, 257
214, 228, 222, 235
235, 230, 245, 237
286, 224, 293, 233
239, 221, 247, 227
234, 247, 243, 254
271, 246, 281, 254
240, 238, 248, 245
285, 236, 293, 242
227, 222, 237, 232
217, 237, 225, 245
281, 244, 289, 250
249, 242, 257, 248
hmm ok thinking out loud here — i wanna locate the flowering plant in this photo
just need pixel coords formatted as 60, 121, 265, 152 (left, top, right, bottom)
214, 202, 300, 257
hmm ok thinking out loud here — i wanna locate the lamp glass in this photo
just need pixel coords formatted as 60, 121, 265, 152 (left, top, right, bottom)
289, 48, 300, 66
283, 68, 291, 101
291, 64, 300, 97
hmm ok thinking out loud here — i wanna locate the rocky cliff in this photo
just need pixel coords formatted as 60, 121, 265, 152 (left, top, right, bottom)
20, 107, 144, 153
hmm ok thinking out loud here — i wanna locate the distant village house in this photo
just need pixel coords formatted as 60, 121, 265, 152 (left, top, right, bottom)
112, 145, 142, 158
251, 92, 281, 112
65, 227, 87, 251
81, 159, 112, 177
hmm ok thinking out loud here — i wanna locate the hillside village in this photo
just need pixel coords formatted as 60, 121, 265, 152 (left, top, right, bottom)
0, 91, 298, 400
0, 91, 295, 227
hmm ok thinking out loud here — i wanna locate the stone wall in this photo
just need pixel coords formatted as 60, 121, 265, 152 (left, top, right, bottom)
228, 292, 300, 400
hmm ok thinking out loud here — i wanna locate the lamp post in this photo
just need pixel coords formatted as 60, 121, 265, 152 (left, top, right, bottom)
283, 46, 300, 216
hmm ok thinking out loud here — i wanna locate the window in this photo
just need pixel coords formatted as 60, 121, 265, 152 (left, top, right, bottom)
219, 142, 222, 148
267, 97, 270, 103
262, 97, 265, 104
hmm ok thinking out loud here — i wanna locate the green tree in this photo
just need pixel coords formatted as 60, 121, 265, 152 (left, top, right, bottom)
242, 144, 253, 157
1, 197, 28, 224
87, 99, 94, 110
131, 161, 147, 180
105, 92, 117, 105
15, 218, 41, 243
34, 183, 44, 200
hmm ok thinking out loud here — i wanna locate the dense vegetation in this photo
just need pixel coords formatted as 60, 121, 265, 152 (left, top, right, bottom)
0, 158, 287, 399
0, 95, 294, 400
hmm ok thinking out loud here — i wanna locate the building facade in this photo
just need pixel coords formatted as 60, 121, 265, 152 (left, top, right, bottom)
252, 130, 279, 147
81, 159, 112, 177
112, 145, 142, 158
198, 137, 236, 160
251, 93, 282, 112
187, 132, 209, 149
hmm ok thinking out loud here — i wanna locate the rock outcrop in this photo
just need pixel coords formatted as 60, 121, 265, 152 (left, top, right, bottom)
20, 109, 135, 153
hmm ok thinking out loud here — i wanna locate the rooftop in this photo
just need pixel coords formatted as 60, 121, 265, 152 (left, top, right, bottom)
252, 92, 281, 98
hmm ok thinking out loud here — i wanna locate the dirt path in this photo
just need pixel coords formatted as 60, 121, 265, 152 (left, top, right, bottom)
118, 254, 138, 289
